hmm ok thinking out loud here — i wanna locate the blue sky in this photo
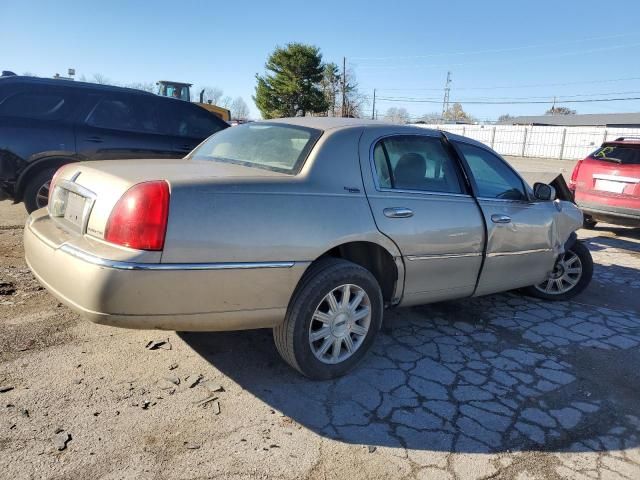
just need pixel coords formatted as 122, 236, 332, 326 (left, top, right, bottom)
3, 0, 640, 121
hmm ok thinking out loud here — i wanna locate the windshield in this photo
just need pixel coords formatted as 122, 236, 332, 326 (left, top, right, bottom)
590, 144, 640, 165
190, 123, 322, 173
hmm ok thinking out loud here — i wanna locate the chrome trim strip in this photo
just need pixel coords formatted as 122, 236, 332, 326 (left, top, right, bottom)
486, 248, 552, 258
58, 244, 295, 271
407, 252, 481, 261
377, 187, 472, 198
593, 173, 640, 184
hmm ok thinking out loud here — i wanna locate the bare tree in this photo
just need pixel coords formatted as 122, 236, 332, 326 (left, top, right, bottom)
497, 114, 515, 124
338, 67, 367, 118
415, 112, 441, 124
126, 82, 155, 93
231, 97, 250, 120
545, 106, 576, 115
384, 107, 410, 124
197, 86, 224, 104
92, 73, 112, 85
442, 103, 474, 123
219, 96, 233, 109
320, 63, 340, 116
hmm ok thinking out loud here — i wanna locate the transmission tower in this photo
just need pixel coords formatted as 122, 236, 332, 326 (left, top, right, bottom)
441, 71, 452, 118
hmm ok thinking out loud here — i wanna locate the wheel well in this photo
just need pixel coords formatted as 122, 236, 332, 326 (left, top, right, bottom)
318, 241, 398, 303
16, 158, 75, 201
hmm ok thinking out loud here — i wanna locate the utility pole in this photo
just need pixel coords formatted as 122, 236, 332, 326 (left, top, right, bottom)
441, 71, 451, 119
341, 57, 347, 117
371, 89, 376, 120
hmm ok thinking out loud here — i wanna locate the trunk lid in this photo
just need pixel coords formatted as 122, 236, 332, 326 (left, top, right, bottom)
49, 158, 287, 240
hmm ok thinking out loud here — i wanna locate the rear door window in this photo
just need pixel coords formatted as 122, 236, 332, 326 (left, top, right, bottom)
86, 96, 161, 134
0, 90, 73, 120
372, 135, 465, 194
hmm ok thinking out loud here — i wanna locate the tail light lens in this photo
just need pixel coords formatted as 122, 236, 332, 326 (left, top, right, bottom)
104, 181, 170, 251
48, 166, 66, 205
569, 159, 584, 190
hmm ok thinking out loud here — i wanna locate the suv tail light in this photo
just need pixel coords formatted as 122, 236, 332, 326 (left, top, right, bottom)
569, 159, 584, 190
104, 181, 170, 251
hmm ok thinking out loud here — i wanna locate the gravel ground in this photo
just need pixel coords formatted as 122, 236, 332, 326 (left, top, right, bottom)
1, 159, 639, 480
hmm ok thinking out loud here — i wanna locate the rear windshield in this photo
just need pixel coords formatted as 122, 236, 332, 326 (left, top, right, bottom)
190, 122, 322, 174
590, 144, 640, 165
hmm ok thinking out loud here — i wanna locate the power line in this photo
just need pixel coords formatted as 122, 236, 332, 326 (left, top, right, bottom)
376, 96, 640, 105
352, 42, 640, 71
369, 76, 640, 92
350, 33, 639, 61
377, 90, 640, 102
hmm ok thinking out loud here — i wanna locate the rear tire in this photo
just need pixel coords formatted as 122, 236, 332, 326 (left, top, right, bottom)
583, 216, 598, 229
524, 241, 593, 301
23, 168, 56, 213
273, 258, 383, 380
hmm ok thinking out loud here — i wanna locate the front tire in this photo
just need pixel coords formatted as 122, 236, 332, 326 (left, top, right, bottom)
274, 258, 383, 380
23, 168, 57, 213
524, 241, 593, 301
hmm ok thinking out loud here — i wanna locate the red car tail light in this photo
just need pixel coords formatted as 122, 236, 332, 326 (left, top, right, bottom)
104, 181, 170, 251
569, 159, 584, 190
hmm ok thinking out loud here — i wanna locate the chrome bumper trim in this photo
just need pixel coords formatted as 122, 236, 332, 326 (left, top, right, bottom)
58, 244, 295, 271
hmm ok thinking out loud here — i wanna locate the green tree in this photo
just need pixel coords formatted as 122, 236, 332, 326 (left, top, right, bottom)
254, 43, 328, 118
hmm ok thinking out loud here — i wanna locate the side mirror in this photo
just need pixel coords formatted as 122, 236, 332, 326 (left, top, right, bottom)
533, 182, 556, 201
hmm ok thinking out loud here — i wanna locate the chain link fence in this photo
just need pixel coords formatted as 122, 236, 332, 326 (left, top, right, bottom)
412, 124, 640, 160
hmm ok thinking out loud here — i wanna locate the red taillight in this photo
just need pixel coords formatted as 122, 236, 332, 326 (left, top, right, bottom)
104, 181, 170, 251
569, 159, 584, 190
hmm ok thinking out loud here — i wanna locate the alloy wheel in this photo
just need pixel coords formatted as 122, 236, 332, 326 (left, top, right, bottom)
534, 250, 583, 295
308, 284, 371, 365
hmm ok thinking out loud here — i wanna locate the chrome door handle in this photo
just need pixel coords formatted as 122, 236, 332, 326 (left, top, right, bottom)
491, 214, 511, 224
384, 207, 414, 218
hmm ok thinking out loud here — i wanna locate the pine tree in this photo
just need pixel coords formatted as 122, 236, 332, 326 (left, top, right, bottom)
254, 43, 328, 118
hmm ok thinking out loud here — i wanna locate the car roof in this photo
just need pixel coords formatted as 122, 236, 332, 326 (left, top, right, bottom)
0, 75, 155, 96
260, 117, 494, 149
266, 116, 394, 130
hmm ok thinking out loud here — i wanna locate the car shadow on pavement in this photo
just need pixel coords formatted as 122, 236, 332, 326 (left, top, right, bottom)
179, 287, 640, 454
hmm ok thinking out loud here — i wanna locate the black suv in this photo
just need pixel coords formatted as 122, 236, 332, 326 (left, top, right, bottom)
0, 75, 228, 212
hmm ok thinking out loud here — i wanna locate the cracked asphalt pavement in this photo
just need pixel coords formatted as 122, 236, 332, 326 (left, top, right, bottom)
1, 188, 639, 479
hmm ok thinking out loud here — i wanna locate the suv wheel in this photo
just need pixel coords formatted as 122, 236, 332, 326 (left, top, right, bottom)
273, 258, 383, 379
24, 168, 57, 213
524, 241, 593, 301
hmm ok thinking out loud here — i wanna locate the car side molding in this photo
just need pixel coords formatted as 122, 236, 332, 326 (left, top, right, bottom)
58, 244, 295, 271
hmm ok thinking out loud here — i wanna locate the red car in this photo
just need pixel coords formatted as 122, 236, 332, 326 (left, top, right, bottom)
570, 136, 640, 228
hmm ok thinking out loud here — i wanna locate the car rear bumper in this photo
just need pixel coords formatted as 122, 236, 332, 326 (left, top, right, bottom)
24, 213, 307, 331
576, 201, 640, 227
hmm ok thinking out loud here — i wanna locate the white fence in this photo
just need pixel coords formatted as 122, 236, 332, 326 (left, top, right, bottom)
412, 124, 640, 160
